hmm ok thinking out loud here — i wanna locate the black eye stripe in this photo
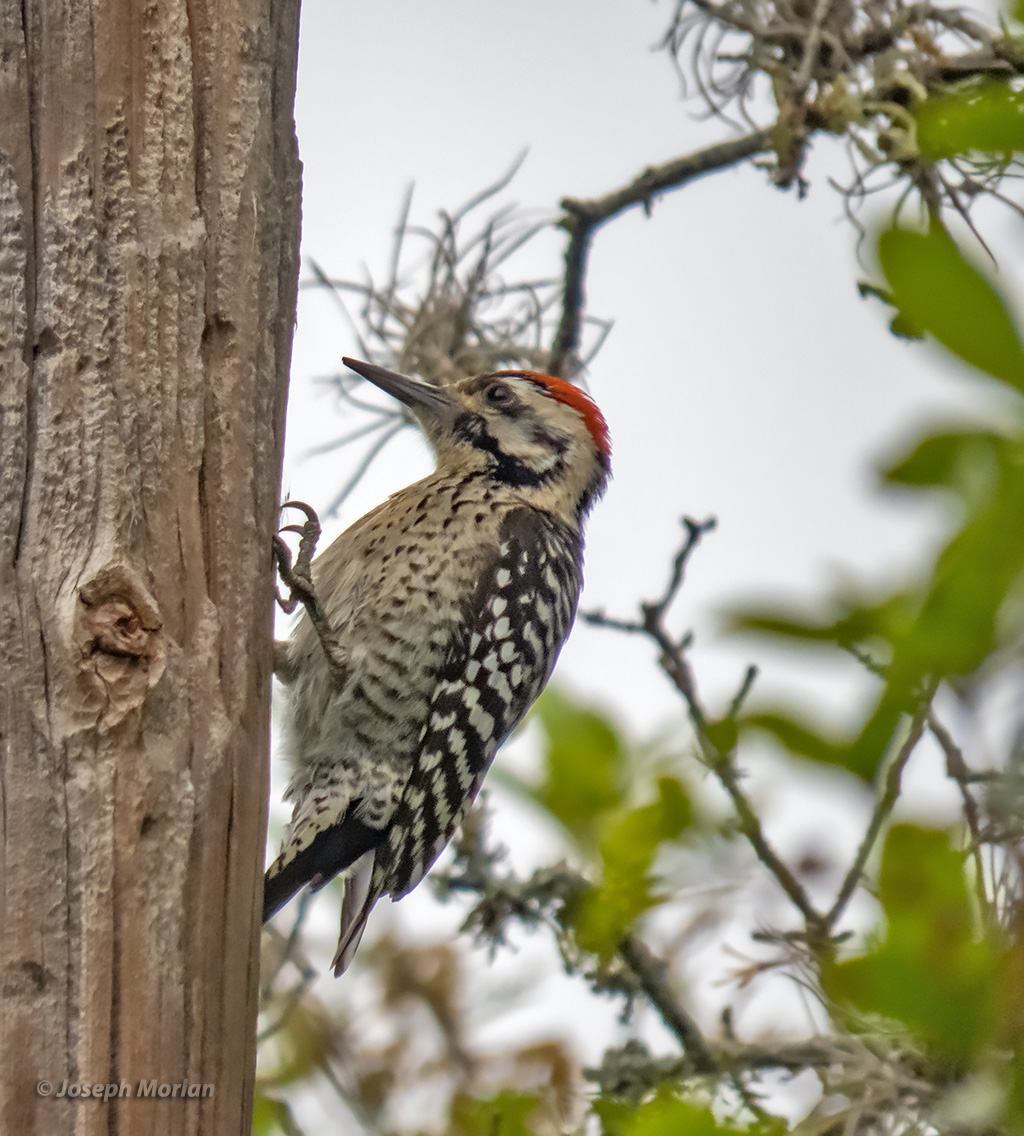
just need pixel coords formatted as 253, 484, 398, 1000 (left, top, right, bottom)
453, 413, 546, 487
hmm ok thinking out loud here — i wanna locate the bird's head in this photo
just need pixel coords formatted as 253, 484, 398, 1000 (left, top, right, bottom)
343, 358, 611, 519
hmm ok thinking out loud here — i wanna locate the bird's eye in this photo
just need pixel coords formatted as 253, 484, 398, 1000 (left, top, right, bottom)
484, 381, 516, 408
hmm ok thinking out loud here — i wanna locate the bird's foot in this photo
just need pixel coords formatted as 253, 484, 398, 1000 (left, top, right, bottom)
274, 500, 322, 614
273, 501, 349, 690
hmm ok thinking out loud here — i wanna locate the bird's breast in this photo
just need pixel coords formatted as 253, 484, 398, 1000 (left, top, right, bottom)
285, 475, 514, 774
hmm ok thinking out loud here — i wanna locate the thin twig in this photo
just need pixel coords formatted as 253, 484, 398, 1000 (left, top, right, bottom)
728, 665, 759, 719
300, 414, 400, 461
703, 730, 825, 932
824, 691, 934, 931
647, 517, 718, 624
928, 709, 990, 920
580, 610, 645, 634
619, 934, 716, 1073
258, 893, 318, 1043
582, 516, 716, 635
586, 520, 826, 935
648, 632, 823, 930
794, 0, 835, 92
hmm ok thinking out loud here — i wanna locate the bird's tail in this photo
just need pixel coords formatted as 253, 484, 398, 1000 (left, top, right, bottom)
262, 808, 385, 925
331, 851, 378, 975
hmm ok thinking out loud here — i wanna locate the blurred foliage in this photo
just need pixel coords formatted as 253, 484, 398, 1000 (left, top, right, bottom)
257, 692, 714, 1134
253, 1095, 303, 1136
734, 223, 1024, 783
449, 1090, 543, 1136
825, 825, 1002, 1061
531, 689, 629, 849
596, 1092, 743, 1136
261, 13, 1024, 1136
917, 82, 1024, 161
879, 226, 1024, 390
520, 691, 695, 960
512, 691, 694, 959
573, 776, 692, 961
662, 0, 1024, 221
258, 931, 585, 1134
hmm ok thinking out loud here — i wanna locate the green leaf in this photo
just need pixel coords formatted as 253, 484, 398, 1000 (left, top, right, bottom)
533, 689, 627, 846
745, 691, 909, 782
825, 448, 1024, 779
574, 777, 692, 959
451, 1090, 540, 1136
892, 457, 1024, 680
594, 1098, 634, 1136
597, 1092, 734, 1136
742, 710, 848, 765
881, 429, 1005, 501
878, 227, 1024, 391
728, 610, 845, 644
732, 597, 920, 781
734, 435, 1024, 779
705, 716, 738, 754
825, 826, 1000, 1060
252, 1094, 296, 1136
729, 591, 914, 654
917, 82, 1024, 159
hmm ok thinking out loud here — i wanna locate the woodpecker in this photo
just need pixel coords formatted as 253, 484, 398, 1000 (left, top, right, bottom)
264, 357, 610, 974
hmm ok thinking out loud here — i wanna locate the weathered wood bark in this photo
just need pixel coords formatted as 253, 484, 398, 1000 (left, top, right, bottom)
0, 0, 301, 1133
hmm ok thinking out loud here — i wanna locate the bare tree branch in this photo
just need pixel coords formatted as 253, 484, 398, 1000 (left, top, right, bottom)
550, 132, 774, 375
619, 935, 717, 1073
586, 520, 827, 936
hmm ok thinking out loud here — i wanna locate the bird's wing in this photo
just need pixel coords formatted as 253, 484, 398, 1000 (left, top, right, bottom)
383, 506, 582, 898
329, 508, 581, 973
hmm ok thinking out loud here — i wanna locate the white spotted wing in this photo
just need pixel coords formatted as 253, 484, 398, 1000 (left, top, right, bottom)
383, 506, 583, 897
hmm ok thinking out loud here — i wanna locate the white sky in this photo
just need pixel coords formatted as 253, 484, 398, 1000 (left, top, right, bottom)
270, 1, 1021, 1127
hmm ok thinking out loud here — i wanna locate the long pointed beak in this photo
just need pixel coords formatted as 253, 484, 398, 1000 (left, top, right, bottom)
343, 358, 459, 430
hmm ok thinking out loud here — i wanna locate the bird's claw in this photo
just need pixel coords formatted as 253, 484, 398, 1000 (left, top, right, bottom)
274, 501, 323, 614
282, 500, 321, 576
281, 499, 320, 526
272, 501, 349, 691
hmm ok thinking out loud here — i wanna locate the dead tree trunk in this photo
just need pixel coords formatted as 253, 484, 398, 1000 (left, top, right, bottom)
0, 1, 300, 1132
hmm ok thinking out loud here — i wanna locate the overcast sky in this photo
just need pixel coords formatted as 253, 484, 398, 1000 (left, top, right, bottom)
270, 1, 1020, 1125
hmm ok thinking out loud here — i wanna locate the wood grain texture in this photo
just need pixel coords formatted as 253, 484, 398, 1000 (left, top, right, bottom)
0, 0, 301, 1131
